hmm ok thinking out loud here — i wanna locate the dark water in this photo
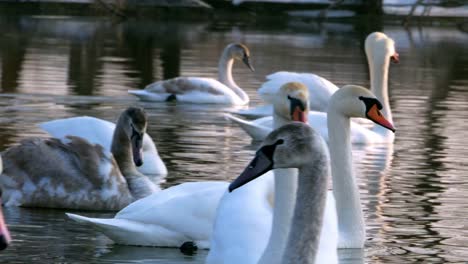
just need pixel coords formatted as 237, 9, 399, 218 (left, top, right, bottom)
0, 14, 467, 263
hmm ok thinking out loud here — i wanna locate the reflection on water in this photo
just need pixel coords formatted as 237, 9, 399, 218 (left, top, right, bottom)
0, 14, 467, 263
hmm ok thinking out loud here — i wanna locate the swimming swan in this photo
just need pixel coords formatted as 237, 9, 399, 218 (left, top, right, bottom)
39, 116, 167, 175
227, 32, 398, 144
128, 43, 254, 105
207, 85, 395, 263
0, 107, 157, 210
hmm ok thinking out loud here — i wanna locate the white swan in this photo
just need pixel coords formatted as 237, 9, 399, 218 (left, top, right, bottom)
128, 43, 253, 105
67, 181, 229, 249
207, 85, 395, 263
226, 123, 332, 264
39, 116, 167, 175
0, 156, 12, 250
227, 32, 398, 144
0, 107, 158, 210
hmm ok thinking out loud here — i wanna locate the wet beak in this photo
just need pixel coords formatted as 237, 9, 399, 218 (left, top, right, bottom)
229, 151, 273, 192
391, 52, 399, 63
367, 104, 396, 132
0, 201, 11, 250
242, 56, 255, 72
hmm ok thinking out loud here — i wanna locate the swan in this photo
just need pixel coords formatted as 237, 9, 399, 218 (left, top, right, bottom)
64, 83, 312, 248
0, 156, 12, 250
128, 43, 254, 105
39, 116, 167, 175
207, 85, 395, 263
67, 181, 229, 248
226, 122, 331, 264
0, 107, 158, 210
234, 31, 399, 119
227, 32, 398, 144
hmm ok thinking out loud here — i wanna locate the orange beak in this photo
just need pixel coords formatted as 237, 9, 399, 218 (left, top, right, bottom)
292, 106, 308, 123
367, 104, 395, 132
391, 52, 399, 63
0, 201, 11, 250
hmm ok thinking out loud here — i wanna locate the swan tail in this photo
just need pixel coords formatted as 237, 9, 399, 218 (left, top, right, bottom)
66, 213, 193, 247
224, 114, 270, 141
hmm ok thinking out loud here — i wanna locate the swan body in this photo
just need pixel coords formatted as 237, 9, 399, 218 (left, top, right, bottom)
230, 32, 397, 144
39, 116, 167, 175
0, 107, 158, 210
128, 43, 253, 105
208, 84, 395, 263
67, 181, 228, 249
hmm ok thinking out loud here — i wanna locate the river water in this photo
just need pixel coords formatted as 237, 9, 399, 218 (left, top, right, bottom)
0, 15, 467, 263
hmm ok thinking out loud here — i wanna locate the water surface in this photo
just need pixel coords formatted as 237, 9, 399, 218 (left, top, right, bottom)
0, 15, 467, 263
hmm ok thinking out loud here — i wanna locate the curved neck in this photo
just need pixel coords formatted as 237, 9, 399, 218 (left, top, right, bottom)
327, 109, 366, 248
111, 118, 156, 200
368, 55, 393, 138
259, 114, 298, 264
282, 156, 329, 264
217, 50, 249, 104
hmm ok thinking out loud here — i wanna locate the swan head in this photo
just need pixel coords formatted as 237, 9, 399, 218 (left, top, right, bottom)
330, 85, 395, 132
229, 122, 327, 192
120, 107, 148, 167
273, 82, 309, 123
0, 157, 11, 250
226, 43, 255, 72
365, 32, 399, 65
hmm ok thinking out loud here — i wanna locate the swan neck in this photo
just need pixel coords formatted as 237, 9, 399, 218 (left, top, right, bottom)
111, 117, 156, 199
272, 111, 290, 129
218, 50, 249, 103
327, 109, 366, 248
258, 110, 298, 264
369, 55, 392, 123
259, 169, 298, 264
282, 155, 329, 264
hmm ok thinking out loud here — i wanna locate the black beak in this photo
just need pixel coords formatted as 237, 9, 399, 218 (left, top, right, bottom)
229, 151, 273, 192
130, 127, 144, 167
242, 56, 255, 72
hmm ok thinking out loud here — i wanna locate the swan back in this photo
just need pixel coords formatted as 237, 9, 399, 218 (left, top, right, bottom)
0, 136, 133, 210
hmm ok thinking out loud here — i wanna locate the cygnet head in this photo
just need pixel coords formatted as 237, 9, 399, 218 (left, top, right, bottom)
272, 82, 309, 123
120, 107, 148, 167
226, 43, 255, 72
229, 122, 327, 192
365, 32, 399, 65
329, 85, 395, 132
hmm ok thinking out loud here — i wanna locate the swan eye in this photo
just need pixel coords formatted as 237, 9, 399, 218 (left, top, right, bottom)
276, 139, 284, 145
